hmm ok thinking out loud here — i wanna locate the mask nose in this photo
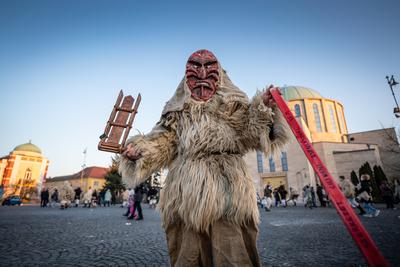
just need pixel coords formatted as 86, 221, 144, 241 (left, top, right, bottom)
198, 65, 206, 79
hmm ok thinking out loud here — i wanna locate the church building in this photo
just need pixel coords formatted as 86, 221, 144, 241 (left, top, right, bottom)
244, 86, 400, 195
0, 141, 49, 201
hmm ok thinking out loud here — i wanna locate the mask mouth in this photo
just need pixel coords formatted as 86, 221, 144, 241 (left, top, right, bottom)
196, 81, 210, 87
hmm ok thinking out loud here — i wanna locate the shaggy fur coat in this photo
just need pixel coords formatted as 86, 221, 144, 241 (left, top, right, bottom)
119, 77, 290, 233
58, 181, 75, 203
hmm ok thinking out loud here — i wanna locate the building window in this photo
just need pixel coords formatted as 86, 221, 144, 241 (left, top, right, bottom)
329, 106, 337, 133
93, 181, 99, 187
269, 157, 276, 172
294, 104, 301, 117
256, 151, 263, 173
313, 103, 323, 132
338, 110, 345, 133
24, 168, 32, 179
281, 152, 288, 171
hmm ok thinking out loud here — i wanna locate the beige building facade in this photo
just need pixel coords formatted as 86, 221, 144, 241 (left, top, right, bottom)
0, 142, 49, 200
245, 86, 399, 197
45, 166, 108, 193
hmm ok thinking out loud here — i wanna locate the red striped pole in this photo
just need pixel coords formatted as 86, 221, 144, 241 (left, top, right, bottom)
270, 88, 389, 267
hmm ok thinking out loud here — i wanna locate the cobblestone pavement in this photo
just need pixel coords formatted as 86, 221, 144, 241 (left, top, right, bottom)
0, 204, 399, 267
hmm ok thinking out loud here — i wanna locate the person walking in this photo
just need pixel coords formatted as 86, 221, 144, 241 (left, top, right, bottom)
273, 188, 281, 207
99, 190, 105, 207
59, 181, 74, 209
104, 189, 112, 207
303, 185, 313, 209
83, 187, 93, 208
40, 188, 47, 207
310, 186, 317, 207
380, 180, 395, 210
339, 176, 365, 215
50, 188, 59, 207
278, 185, 288, 207
44, 188, 49, 207
263, 184, 273, 211
74, 187, 82, 207
92, 190, 98, 207
358, 174, 380, 217
126, 188, 136, 219
288, 187, 299, 206
316, 184, 327, 207
133, 186, 144, 220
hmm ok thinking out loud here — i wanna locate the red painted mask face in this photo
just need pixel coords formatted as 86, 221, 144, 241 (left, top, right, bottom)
185, 49, 219, 101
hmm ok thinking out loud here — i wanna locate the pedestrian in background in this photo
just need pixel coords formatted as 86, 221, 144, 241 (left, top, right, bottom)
310, 186, 317, 207
40, 188, 47, 207
104, 189, 111, 207
133, 185, 144, 220
278, 185, 288, 207
99, 190, 105, 207
74, 187, 82, 207
263, 184, 273, 211
316, 184, 327, 207
339, 176, 365, 215
288, 187, 299, 206
303, 185, 312, 209
380, 180, 395, 210
273, 188, 281, 207
126, 188, 136, 219
92, 190, 98, 207
44, 188, 49, 207
50, 188, 59, 207
83, 187, 93, 208
358, 174, 380, 217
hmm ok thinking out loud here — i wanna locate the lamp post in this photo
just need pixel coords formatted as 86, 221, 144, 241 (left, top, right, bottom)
80, 148, 87, 190
386, 75, 400, 118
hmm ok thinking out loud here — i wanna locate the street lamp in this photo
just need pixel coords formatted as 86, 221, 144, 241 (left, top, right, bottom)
386, 75, 400, 118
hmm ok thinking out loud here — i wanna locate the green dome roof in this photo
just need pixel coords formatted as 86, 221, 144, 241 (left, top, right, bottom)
14, 142, 42, 154
280, 86, 323, 101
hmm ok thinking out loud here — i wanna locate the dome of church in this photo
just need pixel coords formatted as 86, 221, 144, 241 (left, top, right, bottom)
280, 86, 323, 101
14, 141, 42, 154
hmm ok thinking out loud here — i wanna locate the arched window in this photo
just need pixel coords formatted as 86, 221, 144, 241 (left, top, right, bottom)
294, 104, 301, 117
269, 157, 276, 172
313, 103, 323, 132
281, 152, 288, 171
338, 109, 345, 133
256, 151, 263, 173
24, 168, 32, 179
329, 106, 337, 133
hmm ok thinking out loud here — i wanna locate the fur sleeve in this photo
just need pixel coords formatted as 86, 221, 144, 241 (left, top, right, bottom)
118, 115, 177, 188
242, 89, 291, 155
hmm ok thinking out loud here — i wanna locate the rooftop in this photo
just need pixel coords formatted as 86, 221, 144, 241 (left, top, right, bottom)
13, 141, 42, 154
48, 166, 109, 182
280, 86, 323, 101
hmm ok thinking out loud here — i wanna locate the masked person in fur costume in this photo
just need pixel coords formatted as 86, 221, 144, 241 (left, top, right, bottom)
119, 49, 290, 267
59, 181, 75, 209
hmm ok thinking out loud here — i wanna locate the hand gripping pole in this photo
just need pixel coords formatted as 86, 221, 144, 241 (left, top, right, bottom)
270, 88, 389, 267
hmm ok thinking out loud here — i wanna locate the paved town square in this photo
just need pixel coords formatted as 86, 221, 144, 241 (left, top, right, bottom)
0, 204, 399, 267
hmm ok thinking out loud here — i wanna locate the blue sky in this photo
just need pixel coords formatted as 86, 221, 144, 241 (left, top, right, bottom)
1, 0, 399, 177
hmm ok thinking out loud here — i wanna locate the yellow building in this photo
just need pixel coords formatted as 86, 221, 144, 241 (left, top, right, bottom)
0, 141, 49, 200
45, 166, 108, 193
282, 86, 348, 143
244, 86, 399, 196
